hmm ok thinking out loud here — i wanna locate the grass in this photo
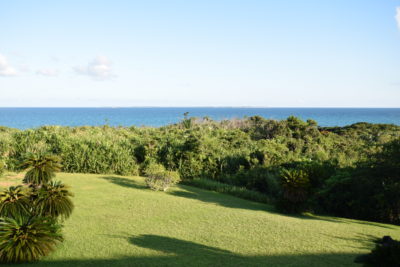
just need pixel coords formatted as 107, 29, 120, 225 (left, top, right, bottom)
1, 172, 400, 266
183, 177, 273, 204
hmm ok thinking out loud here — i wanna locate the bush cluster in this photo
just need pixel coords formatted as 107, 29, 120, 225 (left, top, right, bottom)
0, 116, 399, 223
355, 236, 400, 266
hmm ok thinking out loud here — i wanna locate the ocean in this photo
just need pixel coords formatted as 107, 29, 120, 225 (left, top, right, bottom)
0, 107, 399, 129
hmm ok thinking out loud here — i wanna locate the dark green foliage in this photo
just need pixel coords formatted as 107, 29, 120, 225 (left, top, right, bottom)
0, 215, 63, 263
0, 117, 399, 223
318, 139, 400, 224
61, 138, 139, 175
21, 154, 62, 185
0, 186, 30, 217
355, 236, 400, 267
277, 169, 310, 213
34, 181, 74, 219
184, 178, 272, 204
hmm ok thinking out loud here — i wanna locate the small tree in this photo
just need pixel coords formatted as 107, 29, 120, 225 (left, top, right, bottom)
21, 154, 62, 185
0, 153, 73, 263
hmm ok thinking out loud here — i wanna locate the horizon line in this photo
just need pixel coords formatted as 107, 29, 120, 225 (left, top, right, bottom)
0, 106, 399, 109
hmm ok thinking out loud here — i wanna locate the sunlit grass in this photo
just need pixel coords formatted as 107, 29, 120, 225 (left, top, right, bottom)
1, 172, 399, 266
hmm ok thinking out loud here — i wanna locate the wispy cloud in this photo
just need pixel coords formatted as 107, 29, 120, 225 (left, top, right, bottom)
0, 53, 17, 76
74, 56, 115, 80
396, 7, 400, 30
36, 68, 59, 77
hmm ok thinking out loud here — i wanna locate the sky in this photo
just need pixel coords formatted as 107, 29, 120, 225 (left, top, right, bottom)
0, 0, 400, 107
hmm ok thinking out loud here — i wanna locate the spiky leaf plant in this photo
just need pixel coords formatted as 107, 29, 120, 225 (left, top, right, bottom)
277, 168, 310, 213
34, 181, 74, 219
0, 186, 31, 218
0, 215, 63, 263
21, 154, 62, 185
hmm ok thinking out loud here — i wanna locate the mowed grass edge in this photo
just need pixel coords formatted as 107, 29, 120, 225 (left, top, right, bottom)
1, 172, 399, 267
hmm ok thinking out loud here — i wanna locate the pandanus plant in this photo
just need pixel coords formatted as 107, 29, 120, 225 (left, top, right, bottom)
0, 153, 73, 263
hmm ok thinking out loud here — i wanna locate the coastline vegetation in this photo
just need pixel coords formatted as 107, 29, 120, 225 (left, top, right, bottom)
0, 115, 399, 225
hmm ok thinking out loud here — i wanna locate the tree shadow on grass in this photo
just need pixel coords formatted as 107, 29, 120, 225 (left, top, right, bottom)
100, 176, 147, 190
100, 175, 398, 229
321, 233, 378, 250
9, 234, 361, 267
169, 185, 399, 229
169, 184, 273, 212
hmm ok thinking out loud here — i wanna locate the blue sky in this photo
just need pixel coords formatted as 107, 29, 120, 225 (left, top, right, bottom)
0, 0, 399, 107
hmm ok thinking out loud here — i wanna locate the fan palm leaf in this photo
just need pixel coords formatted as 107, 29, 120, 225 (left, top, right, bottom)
35, 181, 74, 219
21, 154, 62, 185
0, 186, 31, 218
0, 215, 63, 263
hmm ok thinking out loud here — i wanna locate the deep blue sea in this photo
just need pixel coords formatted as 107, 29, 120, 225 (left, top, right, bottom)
0, 108, 399, 129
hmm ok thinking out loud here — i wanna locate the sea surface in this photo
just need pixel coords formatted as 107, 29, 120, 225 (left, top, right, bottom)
0, 108, 399, 129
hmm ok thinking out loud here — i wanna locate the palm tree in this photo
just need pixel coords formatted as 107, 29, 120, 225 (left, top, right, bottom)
0, 186, 31, 218
21, 154, 62, 185
0, 215, 63, 263
35, 181, 74, 219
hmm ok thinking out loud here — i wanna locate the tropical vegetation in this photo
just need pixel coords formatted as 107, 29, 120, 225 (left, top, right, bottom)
0, 154, 73, 263
0, 115, 399, 224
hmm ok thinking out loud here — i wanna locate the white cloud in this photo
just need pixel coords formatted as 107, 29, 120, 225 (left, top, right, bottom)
396, 7, 400, 30
0, 54, 17, 76
36, 68, 59, 77
74, 56, 115, 80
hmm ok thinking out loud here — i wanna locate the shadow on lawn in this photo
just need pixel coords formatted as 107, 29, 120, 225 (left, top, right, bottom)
101, 175, 398, 229
100, 176, 147, 189
321, 233, 378, 250
170, 185, 399, 229
12, 235, 361, 267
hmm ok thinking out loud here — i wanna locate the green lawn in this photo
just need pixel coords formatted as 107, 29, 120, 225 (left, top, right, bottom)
1, 172, 399, 266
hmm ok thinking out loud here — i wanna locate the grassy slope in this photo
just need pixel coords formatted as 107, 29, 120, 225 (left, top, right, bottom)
1, 173, 400, 267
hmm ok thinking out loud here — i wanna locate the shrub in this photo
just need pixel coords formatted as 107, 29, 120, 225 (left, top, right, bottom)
276, 168, 310, 213
355, 236, 400, 267
0, 215, 63, 263
145, 170, 180, 191
142, 161, 166, 176
143, 162, 180, 191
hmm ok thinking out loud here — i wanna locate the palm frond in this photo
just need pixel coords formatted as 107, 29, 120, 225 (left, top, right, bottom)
35, 181, 74, 219
0, 215, 63, 263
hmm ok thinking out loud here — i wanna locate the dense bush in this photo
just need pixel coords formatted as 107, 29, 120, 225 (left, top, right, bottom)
143, 161, 180, 191
0, 116, 399, 223
276, 169, 310, 213
355, 236, 400, 267
317, 139, 400, 224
